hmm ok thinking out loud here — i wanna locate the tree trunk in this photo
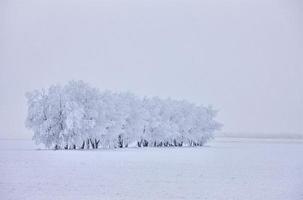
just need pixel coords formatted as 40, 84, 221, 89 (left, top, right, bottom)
81, 141, 85, 149
118, 135, 123, 148
86, 139, 90, 149
143, 140, 148, 147
95, 139, 100, 149
90, 139, 95, 149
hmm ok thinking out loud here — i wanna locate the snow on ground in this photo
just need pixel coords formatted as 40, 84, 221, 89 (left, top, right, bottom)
0, 138, 302, 200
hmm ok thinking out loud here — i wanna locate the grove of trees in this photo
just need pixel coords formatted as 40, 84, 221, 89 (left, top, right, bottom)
25, 81, 222, 149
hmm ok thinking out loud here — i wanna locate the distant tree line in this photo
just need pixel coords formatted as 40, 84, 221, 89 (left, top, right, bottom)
25, 81, 222, 149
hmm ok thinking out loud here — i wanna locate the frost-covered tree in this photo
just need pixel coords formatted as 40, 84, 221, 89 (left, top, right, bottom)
63, 80, 102, 149
25, 81, 222, 149
25, 85, 66, 149
26, 81, 102, 149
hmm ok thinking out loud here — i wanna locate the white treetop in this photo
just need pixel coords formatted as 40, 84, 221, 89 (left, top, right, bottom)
25, 81, 222, 149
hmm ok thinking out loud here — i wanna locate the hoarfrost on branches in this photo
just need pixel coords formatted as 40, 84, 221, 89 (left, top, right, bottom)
25, 81, 222, 149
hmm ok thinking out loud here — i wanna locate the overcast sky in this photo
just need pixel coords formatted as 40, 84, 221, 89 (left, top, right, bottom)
0, 0, 302, 139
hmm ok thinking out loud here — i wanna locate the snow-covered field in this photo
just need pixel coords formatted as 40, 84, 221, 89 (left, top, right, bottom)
0, 138, 302, 200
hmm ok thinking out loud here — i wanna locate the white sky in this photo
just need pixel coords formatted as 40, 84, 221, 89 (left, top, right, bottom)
0, 0, 302, 139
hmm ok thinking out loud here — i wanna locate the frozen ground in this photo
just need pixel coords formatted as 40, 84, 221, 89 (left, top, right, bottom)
0, 138, 302, 200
